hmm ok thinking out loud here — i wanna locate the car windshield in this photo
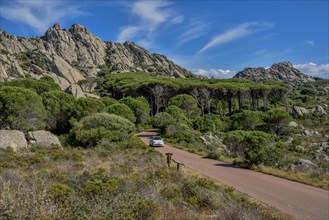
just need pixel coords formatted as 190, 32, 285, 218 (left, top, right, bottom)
153, 136, 162, 140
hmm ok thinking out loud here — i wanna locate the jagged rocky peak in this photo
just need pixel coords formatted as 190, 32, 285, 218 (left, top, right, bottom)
0, 23, 194, 96
234, 61, 315, 87
69, 23, 90, 34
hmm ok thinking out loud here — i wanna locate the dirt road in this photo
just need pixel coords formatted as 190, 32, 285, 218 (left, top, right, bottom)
138, 130, 329, 219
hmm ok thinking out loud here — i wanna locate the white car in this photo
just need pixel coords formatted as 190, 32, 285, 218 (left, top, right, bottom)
149, 136, 164, 147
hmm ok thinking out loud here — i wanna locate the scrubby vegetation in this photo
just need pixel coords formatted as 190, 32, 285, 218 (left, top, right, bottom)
0, 74, 328, 218
0, 138, 290, 219
0, 77, 292, 219
98, 73, 329, 189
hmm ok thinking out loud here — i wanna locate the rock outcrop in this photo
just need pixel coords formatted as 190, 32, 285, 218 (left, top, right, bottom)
310, 105, 327, 116
0, 23, 194, 97
27, 130, 62, 148
296, 159, 317, 169
233, 62, 315, 87
291, 106, 309, 117
0, 130, 27, 151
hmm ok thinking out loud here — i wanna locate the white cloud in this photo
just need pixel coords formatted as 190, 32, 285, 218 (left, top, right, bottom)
177, 21, 207, 45
294, 62, 329, 79
303, 40, 315, 46
191, 68, 237, 79
199, 22, 274, 53
117, 0, 181, 45
170, 15, 184, 24
0, 0, 85, 33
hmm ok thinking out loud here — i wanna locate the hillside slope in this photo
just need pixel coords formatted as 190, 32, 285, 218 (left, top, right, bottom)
0, 23, 193, 97
234, 62, 315, 87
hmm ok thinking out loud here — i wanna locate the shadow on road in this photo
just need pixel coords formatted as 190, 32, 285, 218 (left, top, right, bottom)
214, 163, 243, 169
137, 134, 151, 138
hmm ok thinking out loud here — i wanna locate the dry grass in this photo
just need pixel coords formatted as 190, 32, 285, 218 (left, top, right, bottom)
0, 138, 293, 220
253, 165, 329, 190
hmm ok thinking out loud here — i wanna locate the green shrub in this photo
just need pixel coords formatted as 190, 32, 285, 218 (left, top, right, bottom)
168, 94, 200, 118
152, 112, 175, 131
107, 103, 136, 123
42, 90, 76, 134
75, 98, 106, 119
133, 200, 159, 220
206, 152, 220, 160
71, 113, 135, 147
120, 96, 150, 126
230, 110, 265, 131
193, 114, 227, 132
0, 86, 46, 131
48, 183, 75, 203
264, 109, 292, 136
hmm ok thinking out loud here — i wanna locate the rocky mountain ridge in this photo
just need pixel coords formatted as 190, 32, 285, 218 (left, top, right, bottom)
0, 23, 193, 97
233, 62, 315, 87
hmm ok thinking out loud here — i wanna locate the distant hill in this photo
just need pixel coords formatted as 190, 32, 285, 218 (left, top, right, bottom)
233, 62, 315, 87
0, 23, 194, 97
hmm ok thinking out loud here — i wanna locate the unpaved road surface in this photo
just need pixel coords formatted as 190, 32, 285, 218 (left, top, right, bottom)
138, 130, 329, 219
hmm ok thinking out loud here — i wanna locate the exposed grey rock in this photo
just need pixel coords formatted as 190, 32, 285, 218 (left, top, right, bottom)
0, 130, 27, 151
296, 159, 317, 169
66, 83, 87, 98
200, 133, 228, 153
291, 106, 309, 117
288, 121, 298, 128
234, 62, 315, 87
294, 145, 305, 153
27, 130, 62, 148
0, 23, 194, 96
303, 129, 319, 137
311, 105, 327, 116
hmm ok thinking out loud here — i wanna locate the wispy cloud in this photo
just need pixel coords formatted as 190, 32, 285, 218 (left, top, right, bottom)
191, 68, 236, 79
177, 21, 207, 45
294, 62, 329, 79
117, 0, 182, 47
254, 48, 292, 58
198, 22, 274, 53
0, 0, 86, 33
303, 40, 315, 47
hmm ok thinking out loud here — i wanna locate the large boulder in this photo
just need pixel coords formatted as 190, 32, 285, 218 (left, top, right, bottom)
0, 130, 27, 151
27, 130, 62, 148
291, 106, 309, 117
311, 105, 328, 116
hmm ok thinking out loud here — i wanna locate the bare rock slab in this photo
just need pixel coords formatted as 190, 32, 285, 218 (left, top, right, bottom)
0, 130, 27, 151
27, 130, 62, 148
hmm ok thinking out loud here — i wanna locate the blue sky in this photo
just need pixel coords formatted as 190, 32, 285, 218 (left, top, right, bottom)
0, 0, 328, 78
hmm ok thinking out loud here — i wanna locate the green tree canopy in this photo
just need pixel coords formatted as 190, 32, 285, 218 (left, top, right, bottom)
107, 103, 136, 123
223, 130, 279, 167
41, 90, 76, 134
168, 94, 200, 118
100, 97, 119, 107
70, 113, 135, 147
230, 110, 265, 131
119, 96, 150, 126
2, 78, 60, 94
193, 114, 227, 133
75, 98, 106, 119
0, 86, 46, 131
264, 109, 292, 136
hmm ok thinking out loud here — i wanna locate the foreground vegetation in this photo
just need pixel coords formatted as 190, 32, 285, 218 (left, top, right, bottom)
0, 137, 291, 219
0, 73, 328, 218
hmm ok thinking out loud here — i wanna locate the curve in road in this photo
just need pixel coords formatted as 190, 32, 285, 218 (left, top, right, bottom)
138, 130, 329, 220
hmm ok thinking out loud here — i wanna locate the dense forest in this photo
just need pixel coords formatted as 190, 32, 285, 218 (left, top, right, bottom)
0, 74, 328, 218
